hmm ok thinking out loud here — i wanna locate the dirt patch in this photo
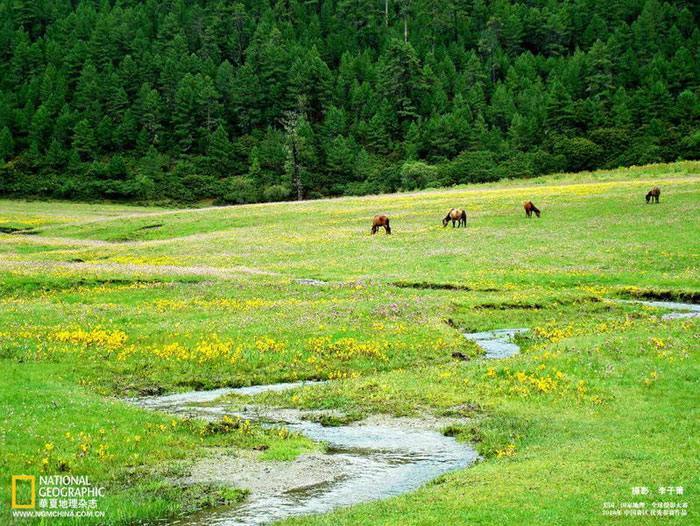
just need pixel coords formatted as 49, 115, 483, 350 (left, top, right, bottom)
185, 450, 350, 495
303, 412, 364, 427
136, 223, 164, 231
295, 278, 330, 286
475, 302, 543, 310
618, 287, 700, 304
393, 281, 474, 291
0, 226, 36, 234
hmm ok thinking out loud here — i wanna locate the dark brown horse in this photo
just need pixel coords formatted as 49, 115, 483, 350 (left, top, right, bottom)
523, 201, 541, 218
371, 215, 391, 234
442, 208, 467, 228
646, 186, 661, 204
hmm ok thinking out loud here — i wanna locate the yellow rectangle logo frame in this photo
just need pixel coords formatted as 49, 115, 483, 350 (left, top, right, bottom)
11, 475, 36, 509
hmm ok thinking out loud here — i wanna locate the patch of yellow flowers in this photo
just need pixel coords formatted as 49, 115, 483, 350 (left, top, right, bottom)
151, 297, 274, 312
495, 443, 517, 458
532, 324, 574, 343
146, 336, 245, 364
485, 364, 604, 403
51, 328, 128, 348
306, 336, 389, 362
256, 336, 287, 353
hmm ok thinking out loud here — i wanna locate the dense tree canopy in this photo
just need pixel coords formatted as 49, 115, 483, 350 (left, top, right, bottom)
0, 0, 698, 203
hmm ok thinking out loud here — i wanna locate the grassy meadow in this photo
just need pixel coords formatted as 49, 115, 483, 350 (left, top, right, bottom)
1, 161, 698, 525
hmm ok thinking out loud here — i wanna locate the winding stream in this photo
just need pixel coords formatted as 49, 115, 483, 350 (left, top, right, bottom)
134, 299, 697, 525
134, 382, 478, 526
631, 299, 700, 320
460, 300, 698, 359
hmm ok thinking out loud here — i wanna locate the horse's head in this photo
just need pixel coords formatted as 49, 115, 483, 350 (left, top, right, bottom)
645, 192, 651, 203
442, 216, 450, 227
534, 209, 541, 218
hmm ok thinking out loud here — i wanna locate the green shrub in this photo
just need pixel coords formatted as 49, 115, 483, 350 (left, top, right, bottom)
400, 161, 439, 190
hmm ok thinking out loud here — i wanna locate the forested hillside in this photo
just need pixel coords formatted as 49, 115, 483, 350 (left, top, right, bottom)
0, 0, 698, 203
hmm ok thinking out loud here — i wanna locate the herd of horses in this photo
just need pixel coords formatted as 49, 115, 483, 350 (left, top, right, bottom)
370, 186, 661, 234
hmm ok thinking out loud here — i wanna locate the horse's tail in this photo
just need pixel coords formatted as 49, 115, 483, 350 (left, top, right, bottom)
461, 210, 467, 221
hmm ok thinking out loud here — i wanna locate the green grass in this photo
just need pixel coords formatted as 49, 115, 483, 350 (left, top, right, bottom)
0, 161, 698, 524
1, 361, 315, 524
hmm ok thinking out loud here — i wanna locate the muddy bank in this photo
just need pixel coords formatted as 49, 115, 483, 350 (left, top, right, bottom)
135, 382, 478, 526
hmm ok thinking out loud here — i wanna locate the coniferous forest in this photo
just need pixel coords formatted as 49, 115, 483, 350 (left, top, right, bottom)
0, 0, 698, 204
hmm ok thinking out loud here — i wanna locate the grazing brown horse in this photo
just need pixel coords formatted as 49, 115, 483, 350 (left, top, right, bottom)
523, 201, 541, 218
646, 186, 661, 204
371, 215, 391, 235
442, 208, 467, 228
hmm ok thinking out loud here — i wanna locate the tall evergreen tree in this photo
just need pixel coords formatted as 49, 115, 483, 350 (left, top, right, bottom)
0, 126, 13, 162
0, 0, 695, 202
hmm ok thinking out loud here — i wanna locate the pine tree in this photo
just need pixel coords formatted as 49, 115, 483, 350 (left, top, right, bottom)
0, 127, 13, 162
288, 47, 333, 123
0, 0, 695, 202
136, 84, 163, 148
45, 139, 67, 169
325, 135, 356, 193
585, 41, 613, 99
281, 108, 317, 200
29, 105, 52, 153
545, 80, 576, 135
207, 125, 234, 177
378, 39, 423, 127
74, 62, 102, 124
173, 74, 198, 154
72, 119, 97, 161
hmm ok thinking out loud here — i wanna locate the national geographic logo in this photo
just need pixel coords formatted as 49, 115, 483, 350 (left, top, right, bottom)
11, 475, 36, 509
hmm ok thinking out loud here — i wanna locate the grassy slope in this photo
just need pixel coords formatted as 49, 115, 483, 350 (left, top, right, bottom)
0, 161, 698, 525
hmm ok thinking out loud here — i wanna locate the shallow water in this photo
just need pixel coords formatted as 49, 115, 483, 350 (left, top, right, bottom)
134, 382, 326, 410
135, 382, 478, 526
463, 328, 529, 359
632, 300, 700, 320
